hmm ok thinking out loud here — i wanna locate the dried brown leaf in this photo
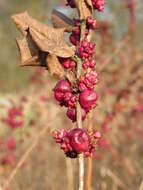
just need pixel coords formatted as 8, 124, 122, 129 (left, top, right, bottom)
46, 54, 65, 78
16, 33, 47, 67
52, 9, 74, 32
75, 0, 93, 19
12, 11, 75, 58
29, 27, 74, 58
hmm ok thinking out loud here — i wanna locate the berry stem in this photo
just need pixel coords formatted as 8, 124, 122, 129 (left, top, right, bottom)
76, 19, 86, 190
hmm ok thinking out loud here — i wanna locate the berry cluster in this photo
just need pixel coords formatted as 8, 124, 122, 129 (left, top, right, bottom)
78, 71, 98, 91
67, 0, 105, 12
86, 16, 97, 30
70, 17, 97, 47
54, 79, 77, 108
70, 19, 89, 46
53, 0, 104, 158
78, 38, 96, 70
78, 40, 95, 59
52, 128, 101, 158
91, 0, 105, 11
6, 107, 24, 129
58, 57, 76, 70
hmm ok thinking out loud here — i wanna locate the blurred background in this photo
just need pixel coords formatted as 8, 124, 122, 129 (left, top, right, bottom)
0, 0, 143, 190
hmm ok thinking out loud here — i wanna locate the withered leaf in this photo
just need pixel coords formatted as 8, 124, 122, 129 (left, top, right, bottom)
16, 33, 47, 67
52, 9, 74, 32
12, 11, 75, 58
29, 27, 74, 58
75, 0, 93, 19
46, 54, 65, 78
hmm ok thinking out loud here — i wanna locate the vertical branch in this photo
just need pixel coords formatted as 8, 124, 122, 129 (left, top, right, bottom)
76, 21, 86, 190
76, 102, 84, 190
87, 111, 93, 190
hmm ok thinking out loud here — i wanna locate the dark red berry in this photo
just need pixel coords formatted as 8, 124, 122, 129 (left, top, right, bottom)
68, 128, 90, 153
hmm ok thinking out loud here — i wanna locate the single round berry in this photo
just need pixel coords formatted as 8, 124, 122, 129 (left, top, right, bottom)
80, 90, 98, 111
68, 128, 90, 153
54, 79, 72, 93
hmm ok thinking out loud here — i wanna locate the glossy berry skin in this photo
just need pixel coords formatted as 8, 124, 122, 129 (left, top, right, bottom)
80, 90, 98, 111
54, 79, 72, 102
68, 128, 90, 153
66, 108, 86, 122
52, 128, 101, 158
54, 79, 72, 94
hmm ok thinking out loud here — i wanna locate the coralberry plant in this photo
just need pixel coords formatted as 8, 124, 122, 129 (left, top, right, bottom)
12, 0, 105, 189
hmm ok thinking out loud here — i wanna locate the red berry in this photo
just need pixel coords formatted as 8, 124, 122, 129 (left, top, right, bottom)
54, 79, 72, 102
54, 79, 72, 93
86, 17, 97, 30
80, 90, 98, 111
68, 128, 90, 153
78, 71, 98, 91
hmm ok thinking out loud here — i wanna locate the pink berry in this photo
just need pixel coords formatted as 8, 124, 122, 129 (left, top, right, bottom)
91, 0, 105, 12
80, 90, 98, 111
66, 108, 86, 122
59, 57, 76, 70
78, 40, 95, 59
54, 79, 72, 102
54, 79, 72, 93
86, 17, 97, 30
78, 71, 98, 91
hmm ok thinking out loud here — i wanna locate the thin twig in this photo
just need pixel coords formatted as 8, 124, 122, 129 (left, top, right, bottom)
3, 125, 51, 190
